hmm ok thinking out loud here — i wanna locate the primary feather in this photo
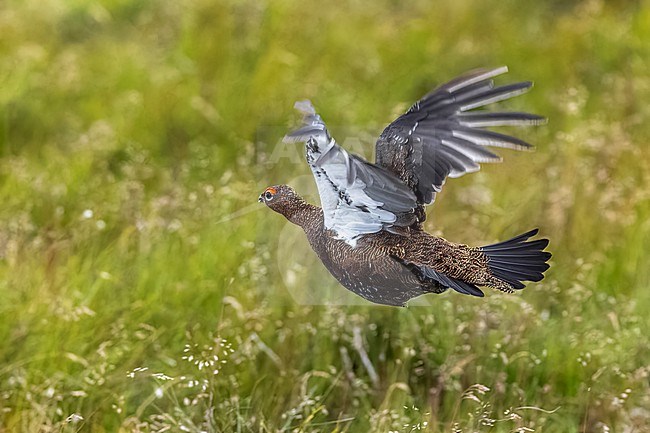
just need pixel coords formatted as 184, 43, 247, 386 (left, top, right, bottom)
375, 66, 546, 215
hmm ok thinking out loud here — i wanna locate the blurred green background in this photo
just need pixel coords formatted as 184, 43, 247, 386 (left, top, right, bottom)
1, 0, 649, 431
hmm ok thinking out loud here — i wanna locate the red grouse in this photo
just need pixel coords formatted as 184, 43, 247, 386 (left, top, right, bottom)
260, 67, 551, 306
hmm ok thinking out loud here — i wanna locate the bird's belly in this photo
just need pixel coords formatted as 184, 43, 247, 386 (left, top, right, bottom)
314, 243, 427, 306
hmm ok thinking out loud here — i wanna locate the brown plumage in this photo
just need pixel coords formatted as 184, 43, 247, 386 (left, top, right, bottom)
260, 68, 551, 306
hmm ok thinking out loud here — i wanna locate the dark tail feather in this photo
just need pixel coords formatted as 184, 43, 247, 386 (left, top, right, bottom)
481, 228, 551, 290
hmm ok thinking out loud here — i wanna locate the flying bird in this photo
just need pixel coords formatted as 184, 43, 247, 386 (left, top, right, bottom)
260, 67, 551, 306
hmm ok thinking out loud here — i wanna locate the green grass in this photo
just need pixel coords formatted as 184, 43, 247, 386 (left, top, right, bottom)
1, 0, 650, 431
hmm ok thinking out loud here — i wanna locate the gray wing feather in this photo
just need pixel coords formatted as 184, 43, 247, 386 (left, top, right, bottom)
285, 101, 417, 246
375, 66, 545, 210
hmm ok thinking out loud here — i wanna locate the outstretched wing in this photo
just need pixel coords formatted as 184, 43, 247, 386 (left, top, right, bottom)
375, 66, 545, 219
284, 101, 417, 246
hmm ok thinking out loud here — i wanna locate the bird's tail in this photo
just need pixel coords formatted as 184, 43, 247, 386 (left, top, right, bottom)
481, 228, 551, 290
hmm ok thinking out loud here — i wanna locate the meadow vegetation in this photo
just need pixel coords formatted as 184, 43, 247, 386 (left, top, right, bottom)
1, 0, 649, 431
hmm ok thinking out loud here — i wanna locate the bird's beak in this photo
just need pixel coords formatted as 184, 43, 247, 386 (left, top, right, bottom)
258, 194, 264, 203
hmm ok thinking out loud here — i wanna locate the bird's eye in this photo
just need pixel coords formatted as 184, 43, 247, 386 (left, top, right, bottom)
264, 191, 273, 200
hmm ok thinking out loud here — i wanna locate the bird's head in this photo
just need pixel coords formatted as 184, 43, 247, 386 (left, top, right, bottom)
258, 184, 303, 215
